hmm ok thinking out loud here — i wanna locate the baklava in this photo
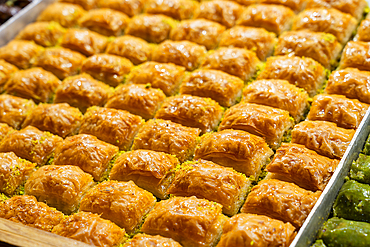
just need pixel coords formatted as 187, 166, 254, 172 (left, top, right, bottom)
339, 41, 370, 71
0, 95, 35, 129
232, 0, 257, 6
37, 3, 86, 28
0, 123, 13, 141
123, 234, 182, 247
144, 0, 197, 20
260, 0, 307, 13
97, 0, 144, 17
0, 40, 43, 69
59, 0, 98, 10
306, 0, 367, 20
0, 60, 18, 93
355, 16, 370, 42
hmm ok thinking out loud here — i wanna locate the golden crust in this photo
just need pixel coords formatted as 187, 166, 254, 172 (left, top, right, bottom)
0, 95, 35, 129
217, 213, 296, 247
145, 0, 197, 20
170, 19, 226, 50
194, 129, 273, 177
180, 69, 244, 107
241, 179, 321, 228
37, 3, 86, 28
0, 59, 18, 93
132, 119, 200, 163
219, 26, 277, 61
125, 61, 185, 96
52, 211, 126, 247
306, 0, 367, 20
123, 234, 182, 247
0, 123, 13, 142
54, 73, 112, 113
79, 180, 156, 233
59, 0, 98, 10
109, 150, 179, 199
79, 107, 143, 150
105, 84, 166, 120
0, 126, 63, 166
291, 120, 355, 159
260, 0, 307, 12
339, 41, 370, 71
232, 0, 257, 6
141, 196, 227, 247
355, 18, 370, 42
53, 134, 118, 181
0, 195, 64, 231
97, 0, 144, 17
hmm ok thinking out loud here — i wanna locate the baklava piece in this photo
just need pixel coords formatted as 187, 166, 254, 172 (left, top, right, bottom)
52, 211, 126, 246
97, 0, 144, 17
0, 40, 43, 69
24, 165, 94, 214
194, 129, 273, 177
0, 152, 36, 196
260, 0, 307, 13
168, 159, 250, 216
306, 0, 367, 20
241, 179, 321, 228
145, 0, 197, 20
0, 195, 64, 231
54, 73, 112, 113
0, 59, 17, 93
79, 107, 143, 150
243, 79, 309, 122
123, 234, 181, 247
0, 95, 35, 129
307, 94, 369, 129
219, 26, 277, 61
200, 47, 261, 82
180, 69, 244, 107
35, 47, 86, 80
170, 19, 225, 50
339, 41, 370, 71
291, 120, 356, 159
132, 119, 200, 163
59, 0, 98, 10
0, 123, 12, 141
237, 4, 295, 35
293, 8, 357, 44
37, 3, 86, 28
141, 196, 227, 247
105, 84, 166, 120
232, 0, 257, 6
275, 31, 342, 69
258, 55, 326, 97
53, 134, 118, 181
81, 54, 133, 87
125, 61, 185, 96
326, 68, 370, 104
0, 126, 63, 166
219, 102, 293, 149
217, 213, 296, 247
109, 150, 179, 199
152, 40, 207, 71
126, 14, 176, 44
78, 8, 130, 36
265, 143, 339, 191
355, 15, 370, 41
80, 180, 156, 233
15, 22, 65, 47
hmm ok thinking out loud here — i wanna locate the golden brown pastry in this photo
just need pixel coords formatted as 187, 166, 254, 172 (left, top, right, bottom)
54, 73, 112, 113
126, 14, 176, 43
180, 69, 244, 107
123, 234, 182, 247
0, 152, 36, 196
125, 61, 185, 96
80, 180, 156, 233
307, 94, 369, 129
0, 126, 63, 166
37, 3, 86, 28
0, 123, 13, 142
141, 196, 227, 247
217, 213, 296, 247
52, 211, 126, 247
155, 95, 224, 134
219, 26, 277, 61
0, 60, 17, 93
0, 95, 35, 129
355, 18, 370, 42
194, 129, 273, 178
265, 143, 339, 192
109, 150, 179, 199
237, 4, 295, 35
4, 68, 60, 104
241, 179, 321, 228
219, 102, 293, 149
232, 0, 257, 6
25, 165, 94, 214
168, 159, 250, 216
257, 55, 326, 97
243, 79, 309, 121
59, 0, 98, 10
0, 40, 43, 69
274, 31, 342, 69
0, 195, 64, 231
306, 0, 367, 20
97, 0, 144, 17
326, 68, 370, 104
200, 47, 261, 82
105, 84, 166, 120
170, 19, 225, 50
260, 0, 307, 13
292, 8, 357, 44
291, 120, 356, 159
339, 41, 370, 71
145, 0, 197, 20
106, 35, 153, 65
132, 119, 200, 162
78, 8, 130, 36
79, 106, 143, 150
35, 47, 86, 80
